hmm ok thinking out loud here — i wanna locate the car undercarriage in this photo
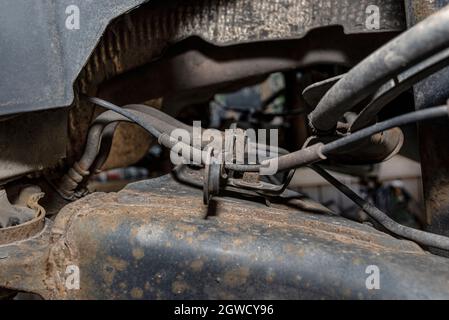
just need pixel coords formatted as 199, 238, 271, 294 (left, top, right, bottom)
1, 0, 449, 300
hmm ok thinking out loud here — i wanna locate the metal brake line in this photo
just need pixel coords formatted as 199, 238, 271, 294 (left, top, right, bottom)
310, 164, 449, 252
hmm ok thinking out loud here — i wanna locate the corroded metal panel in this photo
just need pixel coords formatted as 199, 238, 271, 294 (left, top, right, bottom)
14, 175, 447, 299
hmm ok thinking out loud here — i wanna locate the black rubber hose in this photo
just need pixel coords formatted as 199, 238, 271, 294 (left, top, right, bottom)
310, 164, 449, 252
309, 5, 449, 133
89, 97, 163, 138
79, 106, 184, 171
88, 97, 206, 164
89, 104, 195, 172
350, 47, 449, 131
89, 97, 287, 173
88, 122, 119, 173
265, 105, 449, 172
322, 105, 449, 154
126, 104, 192, 133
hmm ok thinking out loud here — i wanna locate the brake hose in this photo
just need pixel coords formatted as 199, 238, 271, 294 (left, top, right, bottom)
310, 164, 449, 252
264, 104, 449, 172
309, 5, 449, 133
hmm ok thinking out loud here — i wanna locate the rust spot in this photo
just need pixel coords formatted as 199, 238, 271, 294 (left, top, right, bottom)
266, 271, 275, 283
175, 224, 198, 234
190, 259, 204, 272
130, 287, 144, 299
352, 257, 362, 266
130, 227, 139, 239
172, 280, 189, 294
132, 248, 145, 260
106, 256, 128, 272
223, 267, 250, 287
102, 265, 116, 286
411, 0, 438, 22
101, 123, 151, 171
425, 176, 449, 224
282, 243, 296, 254
119, 282, 127, 290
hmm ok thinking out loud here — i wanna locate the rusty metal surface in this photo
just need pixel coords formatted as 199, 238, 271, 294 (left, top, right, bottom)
99, 123, 151, 171
406, 0, 449, 23
99, 100, 162, 171
0, 186, 46, 245
2, 175, 449, 298
325, 127, 404, 165
0, 210, 45, 246
0, 221, 54, 298
404, 1, 449, 245
0, 175, 440, 299
107, 0, 405, 46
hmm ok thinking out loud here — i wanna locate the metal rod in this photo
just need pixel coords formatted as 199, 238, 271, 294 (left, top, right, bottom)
310, 164, 449, 251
